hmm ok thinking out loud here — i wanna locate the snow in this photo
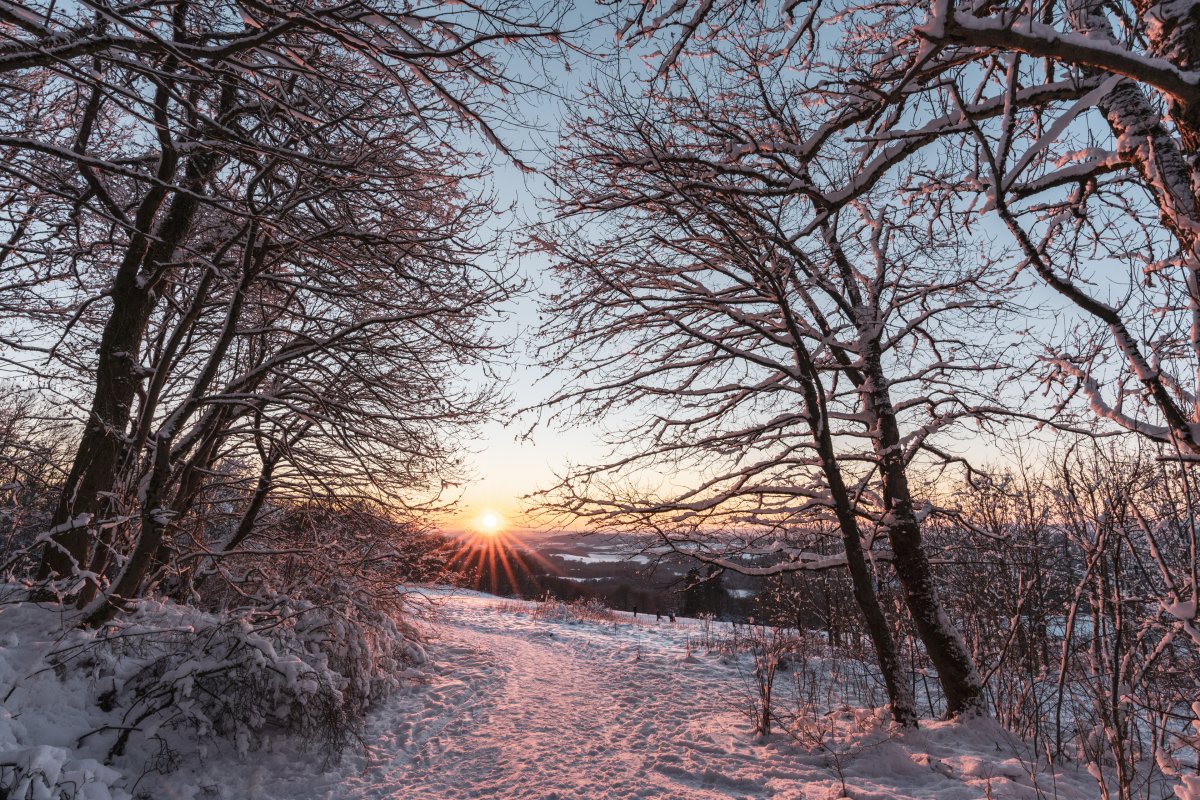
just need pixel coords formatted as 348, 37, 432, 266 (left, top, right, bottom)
0, 603, 135, 800
1166, 600, 1197, 620
183, 591, 1106, 800
0, 589, 1131, 798
552, 552, 653, 564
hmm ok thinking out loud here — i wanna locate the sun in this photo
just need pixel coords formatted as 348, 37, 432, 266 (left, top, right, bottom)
438, 508, 558, 596
477, 510, 504, 535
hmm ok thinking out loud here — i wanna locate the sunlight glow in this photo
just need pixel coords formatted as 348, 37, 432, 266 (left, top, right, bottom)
478, 510, 503, 534
437, 515, 561, 596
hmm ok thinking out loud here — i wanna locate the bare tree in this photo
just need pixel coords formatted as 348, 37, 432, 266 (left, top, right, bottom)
931, 434, 1200, 798
0, 387, 72, 571
0, 0, 566, 619
576, 0, 1200, 732
534, 73, 1016, 716
603, 0, 1200, 464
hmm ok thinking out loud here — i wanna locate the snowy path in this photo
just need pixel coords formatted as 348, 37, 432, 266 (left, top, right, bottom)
255, 594, 792, 799
221, 592, 1101, 800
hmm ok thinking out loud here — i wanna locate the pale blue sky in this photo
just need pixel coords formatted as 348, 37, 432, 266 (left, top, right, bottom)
441, 6, 1140, 534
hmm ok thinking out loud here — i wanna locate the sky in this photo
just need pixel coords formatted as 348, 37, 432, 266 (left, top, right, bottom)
0, 0, 1120, 540
441, 107, 596, 535
438, 16, 1082, 537
444, 201, 633, 535
440, 108, 1046, 540
444, 283, 600, 535
444, 13, 639, 535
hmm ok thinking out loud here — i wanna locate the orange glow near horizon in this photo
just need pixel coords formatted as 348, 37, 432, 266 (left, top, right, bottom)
436, 521, 562, 595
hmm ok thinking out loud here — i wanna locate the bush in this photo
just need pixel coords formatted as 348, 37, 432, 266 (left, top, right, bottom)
0, 746, 122, 800
0, 501, 437, 796
530, 596, 617, 624
0, 588, 426, 799
0, 391, 72, 575
70, 595, 425, 765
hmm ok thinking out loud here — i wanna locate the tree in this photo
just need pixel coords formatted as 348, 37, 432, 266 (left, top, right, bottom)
0, 0, 566, 620
594, 0, 1200, 726
605, 0, 1200, 462
0, 388, 72, 570
681, 565, 725, 617
533, 68, 1017, 716
923, 434, 1200, 794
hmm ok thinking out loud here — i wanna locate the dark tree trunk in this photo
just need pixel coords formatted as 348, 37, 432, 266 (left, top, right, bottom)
82, 244, 252, 623
39, 193, 169, 581
861, 346, 986, 717
41, 152, 220, 586
789, 339, 919, 726
84, 432, 173, 626
819, 441, 921, 727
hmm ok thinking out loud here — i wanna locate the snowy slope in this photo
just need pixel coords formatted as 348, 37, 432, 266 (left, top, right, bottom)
187, 590, 1107, 800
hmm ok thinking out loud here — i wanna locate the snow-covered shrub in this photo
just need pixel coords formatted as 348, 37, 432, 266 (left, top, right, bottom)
929, 439, 1200, 799
0, 391, 72, 576
0, 502, 435, 795
173, 501, 438, 737
0, 746, 122, 800
0, 495, 439, 795
736, 624, 795, 736
59, 595, 425, 766
531, 596, 616, 624
683, 614, 759, 657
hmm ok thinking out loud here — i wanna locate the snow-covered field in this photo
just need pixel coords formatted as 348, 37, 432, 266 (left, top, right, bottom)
551, 552, 653, 565
2, 590, 1118, 799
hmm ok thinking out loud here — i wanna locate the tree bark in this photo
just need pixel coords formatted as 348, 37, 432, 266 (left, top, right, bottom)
861, 344, 986, 717
40, 152, 220, 584
788, 336, 919, 726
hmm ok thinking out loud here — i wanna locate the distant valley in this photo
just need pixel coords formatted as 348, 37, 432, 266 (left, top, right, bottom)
442, 529, 766, 619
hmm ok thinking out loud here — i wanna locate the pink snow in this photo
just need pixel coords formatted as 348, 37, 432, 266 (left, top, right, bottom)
193, 591, 1105, 800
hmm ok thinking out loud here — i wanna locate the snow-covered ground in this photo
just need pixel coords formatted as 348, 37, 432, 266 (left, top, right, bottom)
550, 552, 653, 565
1, 589, 1130, 799
176, 590, 1106, 800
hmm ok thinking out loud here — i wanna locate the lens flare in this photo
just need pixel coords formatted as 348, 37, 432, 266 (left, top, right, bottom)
436, 512, 560, 596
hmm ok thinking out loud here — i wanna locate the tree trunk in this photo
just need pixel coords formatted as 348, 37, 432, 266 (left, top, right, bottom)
792, 347, 919, 726
40, 151, 223, 587
861, 345, 986, 717
38, 182, 173, 581
83, 433, 173, 626
820, 444, 921, 727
